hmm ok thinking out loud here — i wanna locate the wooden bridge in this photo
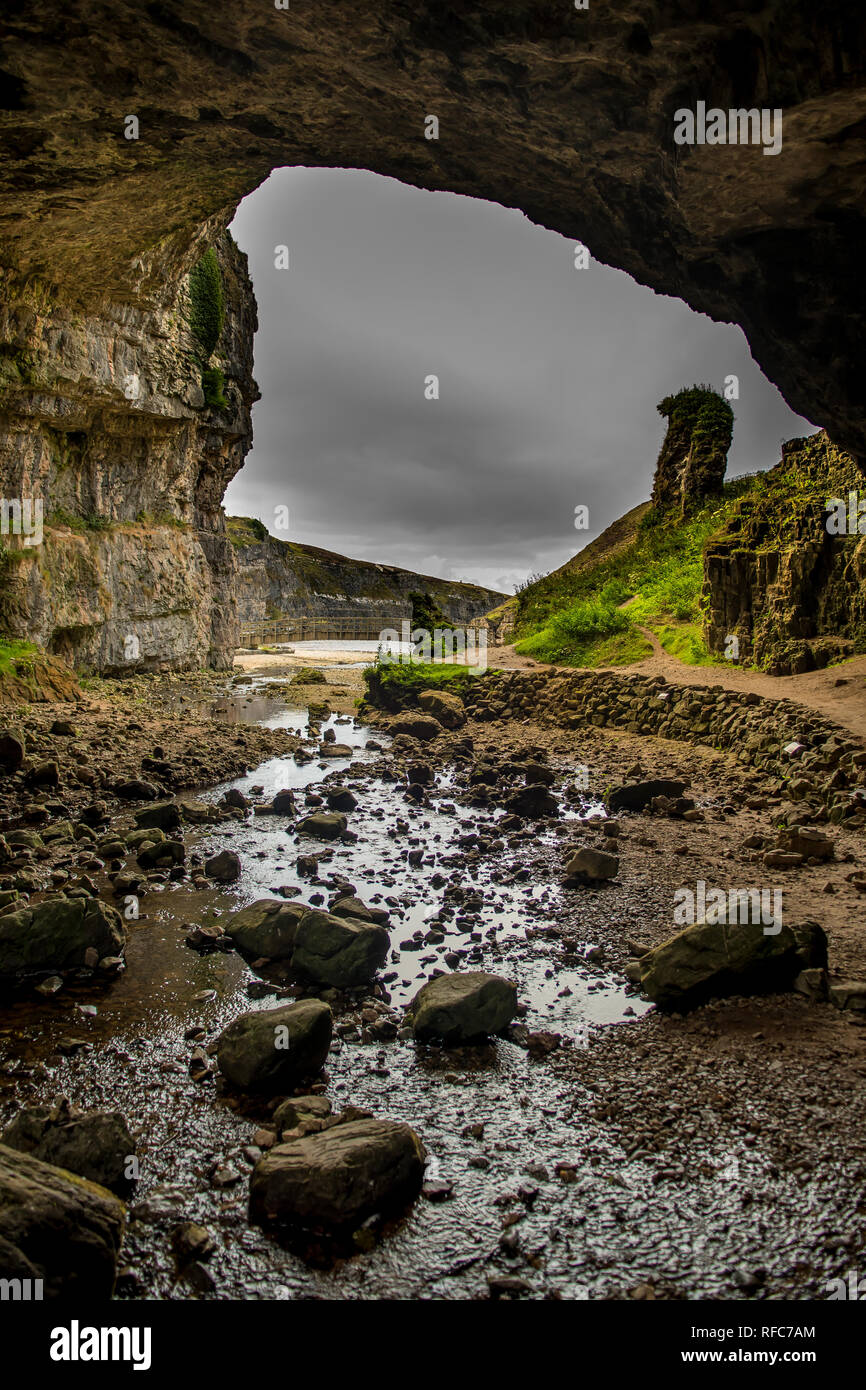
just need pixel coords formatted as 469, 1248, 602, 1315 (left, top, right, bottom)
238, 613, 400, 647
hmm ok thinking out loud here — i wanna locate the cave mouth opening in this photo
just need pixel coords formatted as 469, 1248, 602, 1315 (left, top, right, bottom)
221, 164, 815, 598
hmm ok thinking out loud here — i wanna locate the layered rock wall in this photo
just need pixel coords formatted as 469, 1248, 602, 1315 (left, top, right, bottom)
703, 432, 866, 673
230, 526, 506, 631
0, 233, 257, 672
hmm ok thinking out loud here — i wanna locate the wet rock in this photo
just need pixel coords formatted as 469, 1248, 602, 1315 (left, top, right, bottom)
216, 999, 333, 1093
330, 895, 387, 925
115, 779, 159, 800
1, 1099, 135, 1195
389, 713, 443, 742
223, 788, 251, 810
319, 743, 353, 759
607, 779, 687, 812
178, 798, 218, 824
249, 1117, 426, 1231
134, 800, 181, 831
292, 910, 389, 989
171, 1221, 215, 1266
273, 1094, 333, 1137
225, 899, 307, 958
0, 897, 126, 976
563, 846, 619, 883
205, 849, 242, 883
0, 731, 26, 771
296, 811, 347, 840
324, 785, 357, 812
638, 919, 828, 1011
27, 760, 60, 788
504, 783, 558, 818
526, 1030, 562, 1057
0, 1143, 125, 1297
271, 788, 298, 815
417, 689, 466, 729
138, 838, 185, 869
422, 1178, 454, 1201
408, 970, 518, 1043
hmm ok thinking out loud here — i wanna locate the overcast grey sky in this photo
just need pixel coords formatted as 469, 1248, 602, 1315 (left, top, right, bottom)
225, 167, 814, 595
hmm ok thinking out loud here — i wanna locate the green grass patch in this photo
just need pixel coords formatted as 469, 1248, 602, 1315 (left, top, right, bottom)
513, 474, 764, 668
654, 623, 716, 666
363, 659, 488, 711
0, 638, 38, 679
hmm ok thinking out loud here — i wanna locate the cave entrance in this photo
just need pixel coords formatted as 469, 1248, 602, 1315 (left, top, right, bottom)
221, 166, 814, 596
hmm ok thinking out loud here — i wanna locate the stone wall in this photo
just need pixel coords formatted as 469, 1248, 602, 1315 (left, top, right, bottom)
385, 667, 866, 823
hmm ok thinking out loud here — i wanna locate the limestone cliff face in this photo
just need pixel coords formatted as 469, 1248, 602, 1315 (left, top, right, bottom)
704, 432, 866, 673
228, 521, 506, 631
0, 232, 257, 672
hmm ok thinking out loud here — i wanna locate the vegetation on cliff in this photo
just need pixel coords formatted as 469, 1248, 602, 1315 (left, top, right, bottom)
188, 247, 228, 410
409, 591, 455, 632
363, 659, 487, 711
513, 477, 760, 668
513, 429, 864, 672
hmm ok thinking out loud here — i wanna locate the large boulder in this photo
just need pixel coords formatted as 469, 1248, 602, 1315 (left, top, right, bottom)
638, 919, 827, 1011
292, 911, 389, 989
296, 812, 347, 841
225, 900, 307, 959
216, 999, 332, 1092
0, 898, 126, 976
1, 1100, 134, 1195
389, 713, 443, 742
418, 689, 466, 729
408, 970, 518, 1043
607, 779, 687, 812
0, 1144, 125, 1297
249, 1117, 426, 1230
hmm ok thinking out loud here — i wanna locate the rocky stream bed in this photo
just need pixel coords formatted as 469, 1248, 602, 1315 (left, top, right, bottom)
1, 668, 866, 1301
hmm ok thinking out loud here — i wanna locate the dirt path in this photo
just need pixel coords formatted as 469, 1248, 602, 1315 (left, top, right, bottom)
491, 639, 866, 742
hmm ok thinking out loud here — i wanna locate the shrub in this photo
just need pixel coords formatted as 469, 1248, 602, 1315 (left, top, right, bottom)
188, 247, 225, 361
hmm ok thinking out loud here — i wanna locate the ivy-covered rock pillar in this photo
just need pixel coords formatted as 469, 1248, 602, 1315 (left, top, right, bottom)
651, 387, 734, 515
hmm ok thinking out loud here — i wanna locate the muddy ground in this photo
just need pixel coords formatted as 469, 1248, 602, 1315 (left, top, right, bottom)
1, 663, 865, 1301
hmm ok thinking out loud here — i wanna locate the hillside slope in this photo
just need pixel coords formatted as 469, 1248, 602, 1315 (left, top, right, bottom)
227, 517, 507, 629
511, 431, 866, 675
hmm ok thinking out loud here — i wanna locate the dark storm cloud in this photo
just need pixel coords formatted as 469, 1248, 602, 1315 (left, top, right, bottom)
225, 168, 814, 594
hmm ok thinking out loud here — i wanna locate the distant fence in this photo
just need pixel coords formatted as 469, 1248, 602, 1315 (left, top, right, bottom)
238, 613, 396, 646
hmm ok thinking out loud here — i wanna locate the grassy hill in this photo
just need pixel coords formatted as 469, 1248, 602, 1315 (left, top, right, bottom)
513, 477, 762, 668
